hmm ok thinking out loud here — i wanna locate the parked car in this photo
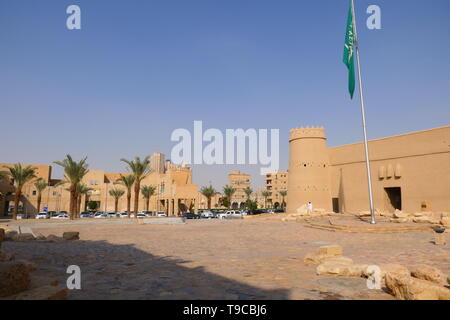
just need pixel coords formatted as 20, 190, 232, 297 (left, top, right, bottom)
119, 212, 129, 218
136, 213, 147, 219
36, 212, 48, 219
80, 212, 91, 218
139, 211, 153, 217
157, 212, 167, 217
94, 212, 107, 219
217, 210, 242, 219
200, 210, 215, 219
51, 213, 69, 219
183, 212, 200, 219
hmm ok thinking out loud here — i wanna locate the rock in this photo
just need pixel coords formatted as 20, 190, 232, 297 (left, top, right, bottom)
322, 257, 354, 265
316, 263, 369, 278
0, 261, 32, 297
414, 212, 431, 217
448, 276, 450, 286
16, 233, 36, 241
380, 212, 394, 218
0, 228, 5, 242
379, 264, 410, 278
317, 245, 343, 257
385, 272, 450, 300
0, 250, 14, 262
35, 233, 46, 241
313, 208, 326, 215
46, 234, 64, 242
390, 218, 409, 224
296, 205, 308, 215
5, 230, 18, 241
304, 253, 337, 265
358, 211, 371, 217
413, 216, 439, 224
394, 210, 408, 219
441, 217, 450, 226
13, 285, 68, 300
411, 265, 446, 285
62, 232, 80, 241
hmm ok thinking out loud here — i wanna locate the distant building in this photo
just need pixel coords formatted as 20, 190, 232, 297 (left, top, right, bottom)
0, 154, 212, 217
287, 126, 450, 214
228, 170, 251, 209
265, 171, 288, 209
150, 152, 166, 174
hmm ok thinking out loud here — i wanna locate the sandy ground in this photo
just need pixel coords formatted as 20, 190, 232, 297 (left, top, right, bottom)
2, 217, 449, 300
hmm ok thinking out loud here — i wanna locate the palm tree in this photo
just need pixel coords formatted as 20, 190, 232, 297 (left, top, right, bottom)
114, 175, 135, 218
2, 164, 37, 220
141, 185, 156, 212
34, 179, 48, 215
109, 188, 125, 213
201, 185, 216, 210
279, 190, 287, 210
223, 185, 236, 209
120, 156, 151, 217
77, 183, 93, 217
261, 191, 271, 209
54, 155, 89, 220
243, 187, 253, 209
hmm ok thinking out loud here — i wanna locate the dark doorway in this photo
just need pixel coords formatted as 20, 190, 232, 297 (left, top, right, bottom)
332, 198, 340, 213
385, 187, 402, 212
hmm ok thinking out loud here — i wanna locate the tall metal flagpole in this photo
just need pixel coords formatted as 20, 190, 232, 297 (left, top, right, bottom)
351, 0, 376, 224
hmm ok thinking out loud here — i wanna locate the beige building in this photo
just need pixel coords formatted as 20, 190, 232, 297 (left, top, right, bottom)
0, 154, 211, 217
265, 171, 288, 208
287, 125, 450, 214
228, 170, 251, 209
150, 152, 166, 174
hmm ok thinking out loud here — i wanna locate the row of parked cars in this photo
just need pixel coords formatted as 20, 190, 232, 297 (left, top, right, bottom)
35, 211, 168, 220
183, 208, 285, 220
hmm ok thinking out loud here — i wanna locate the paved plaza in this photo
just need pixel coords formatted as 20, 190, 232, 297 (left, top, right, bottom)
2, 216, 449, 300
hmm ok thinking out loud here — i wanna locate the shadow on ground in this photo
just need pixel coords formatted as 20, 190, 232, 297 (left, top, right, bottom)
4, 240, 290, 300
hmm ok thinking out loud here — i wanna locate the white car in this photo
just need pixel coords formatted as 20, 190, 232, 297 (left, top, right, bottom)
157, 212, 167, 217
36, 212, 48, 219
200, 210, 215, 219
119, 212, 129, 218
51, 214, 69, 219
218, 210, 242, 219
94, 212, 107, 219
136, 213, 147, 219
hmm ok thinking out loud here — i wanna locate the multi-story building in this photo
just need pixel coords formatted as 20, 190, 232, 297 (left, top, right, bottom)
265, 171, 288, 208
0, 155, 216, 217
150, 152, 166, 174
228, 170, 251, 209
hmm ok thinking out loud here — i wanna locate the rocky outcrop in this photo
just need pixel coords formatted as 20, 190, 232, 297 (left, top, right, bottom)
5, 230, 18, 241
385, 272, 450, 300
63, 232, 80, 241
410, 265, 446, 285
316, 263, 369, 277
0, 261, 32, 297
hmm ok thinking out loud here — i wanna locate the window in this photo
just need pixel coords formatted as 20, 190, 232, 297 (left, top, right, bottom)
32, 191, 37, 196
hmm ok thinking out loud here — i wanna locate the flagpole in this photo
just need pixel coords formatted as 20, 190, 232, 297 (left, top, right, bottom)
351, 0, 376, 224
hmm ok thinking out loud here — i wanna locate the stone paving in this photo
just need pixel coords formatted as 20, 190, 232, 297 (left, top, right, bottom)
2, 217, 449, 300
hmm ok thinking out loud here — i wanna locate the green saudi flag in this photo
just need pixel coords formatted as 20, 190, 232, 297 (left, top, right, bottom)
343, 0, 356, 99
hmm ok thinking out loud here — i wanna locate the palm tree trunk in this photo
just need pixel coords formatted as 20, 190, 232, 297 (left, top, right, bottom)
134, 182, 140, 217
77, 195, 82, 218
13, 191, 21, 220
207, 197, 211, 210
146, 198, 150, 211
37, 194, 42, 215
127, 192, 131, 218
114, 198, 118, 213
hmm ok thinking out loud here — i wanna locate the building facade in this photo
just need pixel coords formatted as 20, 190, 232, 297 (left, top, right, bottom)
228, 170, 251, 209
287, 126, 450, 214
265, 171, 288, 208
0, 154, 214, 217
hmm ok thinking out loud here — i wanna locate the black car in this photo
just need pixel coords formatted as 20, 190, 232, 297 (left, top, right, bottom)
183, 212, 200, 219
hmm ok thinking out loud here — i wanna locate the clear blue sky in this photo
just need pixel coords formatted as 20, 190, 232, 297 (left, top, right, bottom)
1, 0, 449, 189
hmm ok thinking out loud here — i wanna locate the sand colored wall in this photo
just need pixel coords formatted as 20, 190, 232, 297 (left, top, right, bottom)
287, 125, 450, 214
287, 127, 332, 213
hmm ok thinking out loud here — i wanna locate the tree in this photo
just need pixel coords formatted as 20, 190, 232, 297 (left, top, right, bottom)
114, 174, 135, 218
141, 185, 156, 212
109, 188, 125, 213
54, 155, 89, 220
121, 156, 151, 217
1, 164, 37, 220
223, 185, 236, 209
201, 185, 216, 210
243, 187, 253, 209
261, 191, 271, 209
34, 179, 48, 215
87, 201, 99, 212
77, 183, 93, 216
279, 190, 287, 210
